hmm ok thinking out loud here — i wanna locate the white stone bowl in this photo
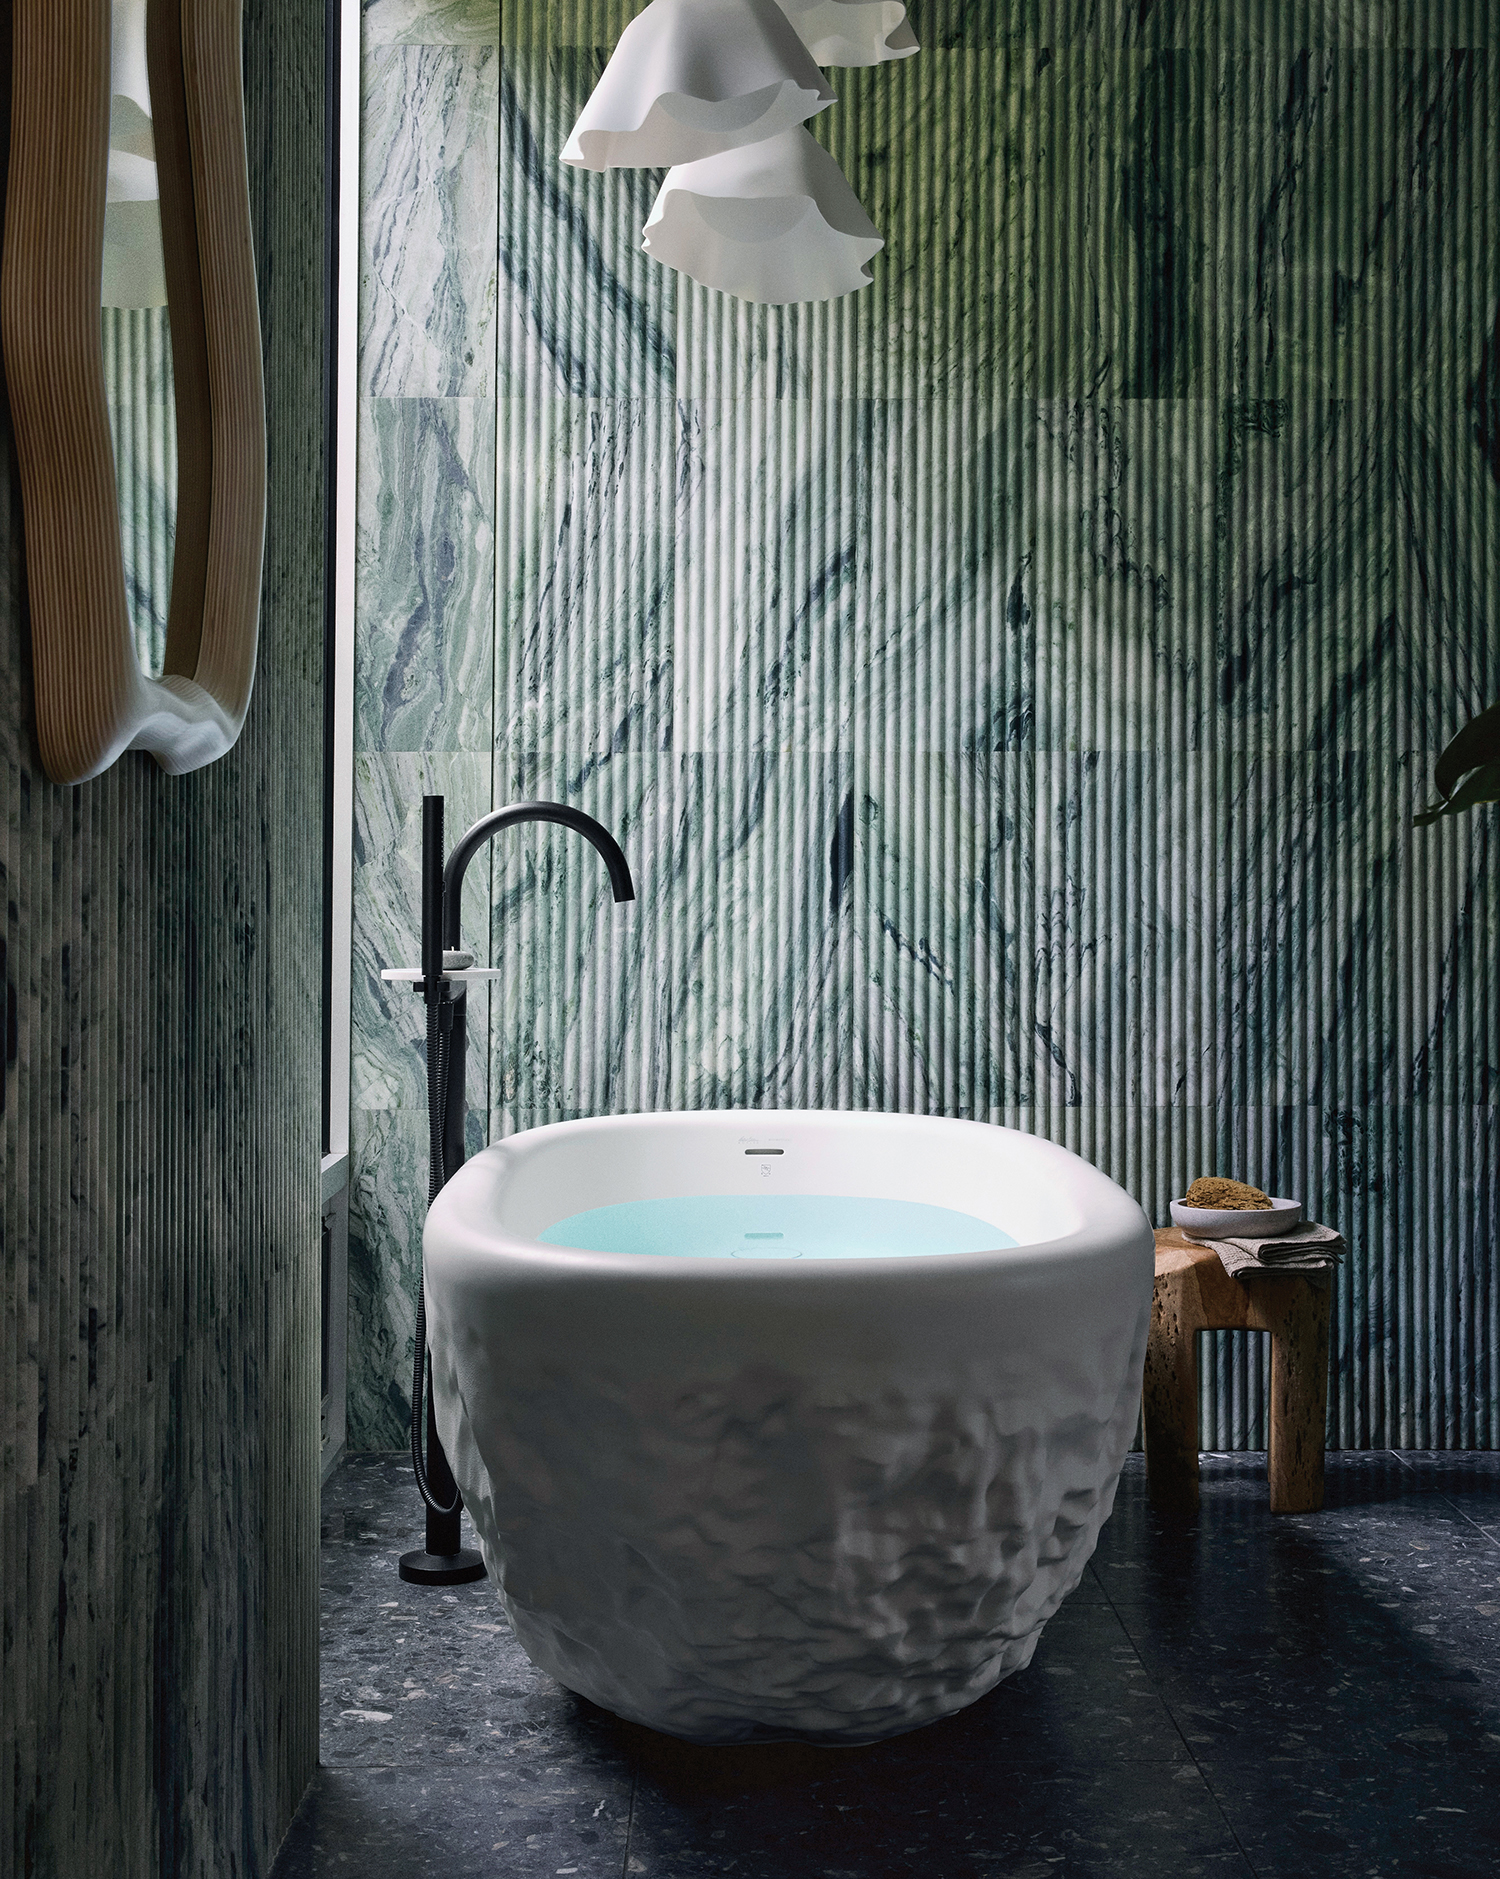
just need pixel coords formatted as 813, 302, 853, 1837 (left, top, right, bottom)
1168, 1196, 1302, 1239
423, 1110, 1154, 1745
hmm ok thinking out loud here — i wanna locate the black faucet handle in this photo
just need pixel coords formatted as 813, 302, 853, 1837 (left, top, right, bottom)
421, 795, 446, 1004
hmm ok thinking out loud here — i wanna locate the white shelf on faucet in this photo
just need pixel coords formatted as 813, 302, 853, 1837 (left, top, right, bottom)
381, 967, 504, 983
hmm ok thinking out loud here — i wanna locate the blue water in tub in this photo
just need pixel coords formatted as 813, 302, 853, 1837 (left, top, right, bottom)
536, 1194, 1017, 1259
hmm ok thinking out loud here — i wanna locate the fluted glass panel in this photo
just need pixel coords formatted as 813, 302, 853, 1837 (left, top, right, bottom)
101, 305, 176, 677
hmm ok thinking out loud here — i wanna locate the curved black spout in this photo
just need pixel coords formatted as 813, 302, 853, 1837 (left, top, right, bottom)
442, 801, 635, 948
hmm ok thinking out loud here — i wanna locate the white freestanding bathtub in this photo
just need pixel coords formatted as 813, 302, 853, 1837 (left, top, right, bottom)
423, 1110, 1154, 1744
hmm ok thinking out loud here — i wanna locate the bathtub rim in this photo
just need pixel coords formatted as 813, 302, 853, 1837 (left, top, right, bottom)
423, 1108, 1153, 1292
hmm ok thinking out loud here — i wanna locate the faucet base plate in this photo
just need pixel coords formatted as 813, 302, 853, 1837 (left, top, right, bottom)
398, 1547, 487, 1586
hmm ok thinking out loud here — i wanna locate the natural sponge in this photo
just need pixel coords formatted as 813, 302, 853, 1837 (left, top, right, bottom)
1184, 1176, 1272, 1210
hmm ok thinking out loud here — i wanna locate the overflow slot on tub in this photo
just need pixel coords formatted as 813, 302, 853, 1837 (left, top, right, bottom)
740, 1138, 788, 1178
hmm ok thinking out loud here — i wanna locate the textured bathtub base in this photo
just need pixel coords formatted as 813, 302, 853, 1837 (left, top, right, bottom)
441, 1340, 1139, 1743
494, 1575, 1046, 1746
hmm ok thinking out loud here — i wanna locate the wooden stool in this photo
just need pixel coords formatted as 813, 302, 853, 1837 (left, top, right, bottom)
1143, 1228, 1332, 1515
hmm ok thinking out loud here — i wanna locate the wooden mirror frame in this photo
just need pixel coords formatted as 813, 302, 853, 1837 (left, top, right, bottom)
2, 0, 265, 785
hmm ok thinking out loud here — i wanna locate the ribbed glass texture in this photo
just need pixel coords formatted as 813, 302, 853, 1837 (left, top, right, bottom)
350, 0, 1499, 1452
101, 305, 177, 677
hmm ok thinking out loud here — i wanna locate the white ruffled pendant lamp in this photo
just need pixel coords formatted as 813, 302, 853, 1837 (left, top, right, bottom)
561, 0, 836, 172
774, 0, 917, 67
642, 126, 882, 304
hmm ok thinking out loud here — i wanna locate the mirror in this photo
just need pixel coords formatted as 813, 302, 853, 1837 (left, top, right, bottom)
103, 0, 175, 679
2, 0, 266, 786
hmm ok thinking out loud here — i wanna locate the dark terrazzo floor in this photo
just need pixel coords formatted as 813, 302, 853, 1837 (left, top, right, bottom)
271, 1452, 1500, 1878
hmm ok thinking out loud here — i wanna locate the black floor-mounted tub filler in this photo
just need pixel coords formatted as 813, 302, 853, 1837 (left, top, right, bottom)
382, 794, 634, 1585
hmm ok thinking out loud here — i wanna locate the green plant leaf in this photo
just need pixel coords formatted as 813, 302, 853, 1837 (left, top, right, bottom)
1433, 700, 1500, 800
1414, 757, 1500, 826
1414, 701, 1500, 826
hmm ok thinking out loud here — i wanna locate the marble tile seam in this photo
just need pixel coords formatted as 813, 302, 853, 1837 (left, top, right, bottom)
359, 40, 499, 403
477, 740, 1491, 760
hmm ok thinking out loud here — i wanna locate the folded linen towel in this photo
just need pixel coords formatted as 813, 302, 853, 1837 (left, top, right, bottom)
1185, 1221, 1345, 1279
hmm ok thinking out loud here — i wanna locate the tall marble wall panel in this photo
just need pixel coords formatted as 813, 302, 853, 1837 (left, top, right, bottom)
0, 3, 327, 1873
349, 0, 1499, 1452
352, 0, 500, 1447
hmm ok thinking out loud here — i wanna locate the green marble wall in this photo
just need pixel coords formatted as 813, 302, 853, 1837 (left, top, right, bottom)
1, 3, 327, 1872
350, 0, 1499, 1452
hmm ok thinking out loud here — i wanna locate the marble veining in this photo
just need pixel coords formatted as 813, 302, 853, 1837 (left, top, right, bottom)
355, 397, 496, 752
350, 2, 1499, 1453
364, 0, 499, 48
500, 59, 677, 400
360, 43, 499, 398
